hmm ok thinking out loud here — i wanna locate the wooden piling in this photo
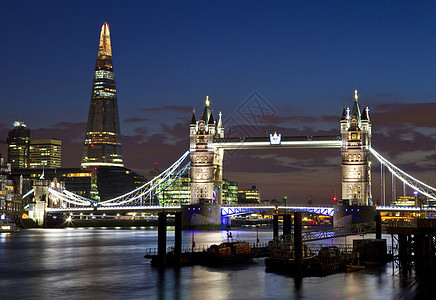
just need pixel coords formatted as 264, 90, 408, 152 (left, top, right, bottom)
158, 211, 167, 267
273, 215, 279, 239
294, 211, 303, 275
375, 213, 382, 239
283, 214, 292, 236
174, 211, 182, 267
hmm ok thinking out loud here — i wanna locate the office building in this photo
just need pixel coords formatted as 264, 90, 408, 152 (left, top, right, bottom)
29, 139, 62, 169
7, 121, 31, 169
81, 22, 123, 168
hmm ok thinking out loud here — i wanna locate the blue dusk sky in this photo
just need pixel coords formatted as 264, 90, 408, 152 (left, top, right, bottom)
1, 1, 436, 203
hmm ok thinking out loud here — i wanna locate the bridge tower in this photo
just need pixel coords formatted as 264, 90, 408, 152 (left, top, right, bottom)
340, 90, 372, 206
189, 97, 224, 205
31, 176, 65, 226
336, 90, 374, 226
184, 97, 224, 228
32, 177, 49, 225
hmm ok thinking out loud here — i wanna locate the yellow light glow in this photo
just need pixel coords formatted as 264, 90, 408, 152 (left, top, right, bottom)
67, 173, 92, 177
205, 95, 210, 106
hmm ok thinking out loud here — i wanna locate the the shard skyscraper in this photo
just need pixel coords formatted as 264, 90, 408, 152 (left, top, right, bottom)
81, 23, 124, 168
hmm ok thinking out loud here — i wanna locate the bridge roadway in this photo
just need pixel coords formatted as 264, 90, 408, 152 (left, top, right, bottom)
45, 205, 334, 215
46, 204, 436, 217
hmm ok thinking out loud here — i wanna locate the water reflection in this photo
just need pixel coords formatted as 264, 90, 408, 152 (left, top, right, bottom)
0, 228, 427, 299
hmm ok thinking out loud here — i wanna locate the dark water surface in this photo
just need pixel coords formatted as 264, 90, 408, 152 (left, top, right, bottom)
0, 228, 425, 299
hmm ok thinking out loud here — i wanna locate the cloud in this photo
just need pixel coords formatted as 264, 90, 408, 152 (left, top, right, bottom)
133, 127, 148, 136
360, 93, 419, 105
160, 123, 187, 142
142, 105, 193, 113
372, 102, 436, 128
124, 117, 148, 124
122, 133, 189, 177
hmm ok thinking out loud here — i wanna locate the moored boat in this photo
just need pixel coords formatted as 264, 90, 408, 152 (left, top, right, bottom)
203, 241, 255, 265
265, 244, 317, 273
346, 264, 366, 272
0, 219, 20, 233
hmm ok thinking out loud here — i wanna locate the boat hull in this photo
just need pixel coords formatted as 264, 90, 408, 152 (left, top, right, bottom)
203, 252, 255, 266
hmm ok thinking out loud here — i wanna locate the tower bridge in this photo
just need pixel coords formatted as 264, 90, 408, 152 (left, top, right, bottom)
28, 91, 436, 228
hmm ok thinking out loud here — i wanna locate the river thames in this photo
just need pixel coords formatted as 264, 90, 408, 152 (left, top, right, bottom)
0, 227, 429, 299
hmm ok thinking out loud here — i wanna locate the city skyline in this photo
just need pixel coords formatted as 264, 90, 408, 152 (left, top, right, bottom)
2, 2, 436, 203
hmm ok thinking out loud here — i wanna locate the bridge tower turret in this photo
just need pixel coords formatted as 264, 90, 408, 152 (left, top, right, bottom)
340, 90, 372, 206
213, 111, 224, 205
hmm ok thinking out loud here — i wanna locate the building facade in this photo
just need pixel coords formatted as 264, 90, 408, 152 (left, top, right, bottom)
29, 139, 62, 169
81, 22, 123, 168
7, 121, 31, 169
391, 196, 416, 207
16, 167, 146, 203
156, 176, 191, 206
238, 185, 261, 204
0, 155, 21, 219
154, 176, 238, 206
222, 180, 238, 205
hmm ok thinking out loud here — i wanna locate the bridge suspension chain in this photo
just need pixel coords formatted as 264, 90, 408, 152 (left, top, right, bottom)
370, 147, 436, 200
47, 150, 191, 207
47, 188, 96, 206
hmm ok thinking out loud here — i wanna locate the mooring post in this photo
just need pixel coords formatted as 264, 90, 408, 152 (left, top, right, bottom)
174, 211, 182, 267
273, 214, 279, 240
294, 211, 303, 275
415, 233, 424, 272
398, 234, 408, 268
375, 212, 382, 239
158, 211, 167, 267
283, 214, 292, 236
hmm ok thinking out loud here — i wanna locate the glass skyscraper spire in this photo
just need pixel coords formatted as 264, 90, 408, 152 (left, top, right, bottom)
81, 23, 124, 168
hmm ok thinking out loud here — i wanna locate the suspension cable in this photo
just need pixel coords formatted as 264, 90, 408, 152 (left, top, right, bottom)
370, 147, 436, 200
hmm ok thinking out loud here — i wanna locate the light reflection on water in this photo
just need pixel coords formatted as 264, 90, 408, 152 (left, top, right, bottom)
0, 227, 428, 299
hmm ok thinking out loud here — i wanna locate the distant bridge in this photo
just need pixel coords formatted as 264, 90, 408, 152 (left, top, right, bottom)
220, 205, 334, 217
46, 204, 436, 218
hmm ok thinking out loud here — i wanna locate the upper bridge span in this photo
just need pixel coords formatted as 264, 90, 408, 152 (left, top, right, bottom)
212, 135, 341, 149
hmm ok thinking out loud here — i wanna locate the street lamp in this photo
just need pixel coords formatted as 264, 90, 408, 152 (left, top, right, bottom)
283, 196, 287, 214
413, 191, 419, 207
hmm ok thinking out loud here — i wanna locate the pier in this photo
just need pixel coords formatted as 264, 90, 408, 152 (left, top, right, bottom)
145, 210, 391, 277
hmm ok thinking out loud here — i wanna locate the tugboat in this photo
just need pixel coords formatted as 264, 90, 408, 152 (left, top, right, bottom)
203, 231, 255, 265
